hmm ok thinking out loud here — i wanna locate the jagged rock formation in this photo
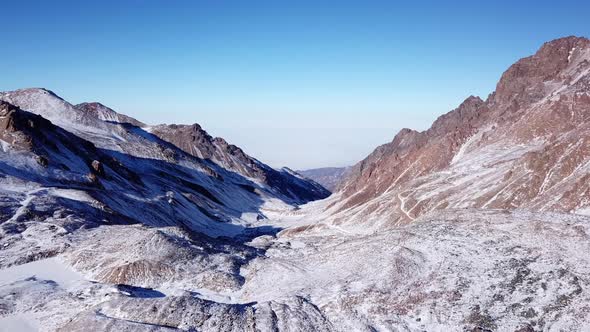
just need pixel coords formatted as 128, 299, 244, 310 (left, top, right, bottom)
330, 36, 590, 227
0, 100, 42, 151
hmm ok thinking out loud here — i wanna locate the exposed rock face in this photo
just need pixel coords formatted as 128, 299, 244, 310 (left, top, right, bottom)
91, 160, 104, 176
0, 100, 102, 172
493, 36, 590, 108
75, 102, 146, 127
151, 123, 263, 177
0, 100, 37, 151
333, 36, 590, 226
298, 167, 350, 192
151, 123, 330, 204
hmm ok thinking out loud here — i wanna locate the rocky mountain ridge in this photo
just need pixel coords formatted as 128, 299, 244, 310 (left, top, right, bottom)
149, 123, 329, 203
0, 88, 328, 205
328, 36, 590, 228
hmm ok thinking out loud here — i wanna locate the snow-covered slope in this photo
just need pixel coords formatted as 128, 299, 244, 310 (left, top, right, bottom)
75, 102, 146, 127
149, 124, 330, 204
328, 36, 590, 229
0, 88, 328, 205
0, 101, 277, 239
2, 209, 590, 331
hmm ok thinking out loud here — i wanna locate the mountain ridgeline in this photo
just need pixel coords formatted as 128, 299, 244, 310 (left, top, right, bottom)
149, 124, 329, 203
324, 36, 590, 229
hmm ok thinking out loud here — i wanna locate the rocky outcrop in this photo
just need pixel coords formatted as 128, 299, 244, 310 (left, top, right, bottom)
492, 36, 590, 108
0, 100, 100, 170
0, 100, 146, 190
58, 295, 333, 332
151, 124, 262, 178
0, 100, 38, 151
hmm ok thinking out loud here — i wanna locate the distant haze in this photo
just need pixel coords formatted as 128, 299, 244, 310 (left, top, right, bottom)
210, 127, 397, 170
1, 1, 589, 169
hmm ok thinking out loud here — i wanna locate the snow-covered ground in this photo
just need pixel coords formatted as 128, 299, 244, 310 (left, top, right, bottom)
0, 258, 85, 332
0, 257, 83, 287
2, 203, 590, 331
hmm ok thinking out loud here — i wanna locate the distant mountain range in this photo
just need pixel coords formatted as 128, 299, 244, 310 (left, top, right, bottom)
297, 167, 350, 192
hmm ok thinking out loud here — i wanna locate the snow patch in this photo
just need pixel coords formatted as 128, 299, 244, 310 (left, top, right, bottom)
0, 314, 38, 332
0, 257, 84, 289
0, 139, 10, 153
568, 47, 577, 62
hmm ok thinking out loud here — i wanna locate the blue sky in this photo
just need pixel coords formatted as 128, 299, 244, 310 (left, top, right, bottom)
2, 1, 589, 169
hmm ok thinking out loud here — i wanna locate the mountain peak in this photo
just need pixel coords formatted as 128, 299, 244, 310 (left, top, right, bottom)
461, 95, 484, 106
9, 87, 64, 100
539, 35, 589, 52
493, 35, 590, 107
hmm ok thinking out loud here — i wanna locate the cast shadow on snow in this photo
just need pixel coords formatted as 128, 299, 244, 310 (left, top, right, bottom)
0, 122, 285, 244
115, 284, 166, 298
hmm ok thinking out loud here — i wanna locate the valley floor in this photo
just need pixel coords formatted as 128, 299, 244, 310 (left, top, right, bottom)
1, 199, 590, 331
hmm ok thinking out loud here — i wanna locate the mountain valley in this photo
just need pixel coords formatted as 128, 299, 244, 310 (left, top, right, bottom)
2, 36, 590, 331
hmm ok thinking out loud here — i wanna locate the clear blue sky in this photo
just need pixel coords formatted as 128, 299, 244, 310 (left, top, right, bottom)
2, 1, 589, 169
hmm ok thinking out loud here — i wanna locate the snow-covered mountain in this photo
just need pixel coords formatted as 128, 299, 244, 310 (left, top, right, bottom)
149, 124, 329, 203
2, 36, 590, 332
0, 88, 329, 206
1, 98, 283, 239
322, 36, 590, 230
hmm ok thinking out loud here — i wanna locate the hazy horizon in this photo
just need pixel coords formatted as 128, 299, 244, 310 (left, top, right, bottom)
2, 1, 589, 169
